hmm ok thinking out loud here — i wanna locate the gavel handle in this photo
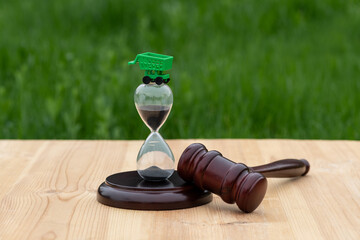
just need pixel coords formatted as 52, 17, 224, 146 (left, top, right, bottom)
250, 159, 310, 178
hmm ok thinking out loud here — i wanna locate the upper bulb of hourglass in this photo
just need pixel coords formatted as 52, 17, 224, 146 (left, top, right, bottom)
135, 83, 173, 132
134, 83, 175, 181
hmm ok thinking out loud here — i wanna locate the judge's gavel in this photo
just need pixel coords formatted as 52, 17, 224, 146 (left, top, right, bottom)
178, 143, 310, 213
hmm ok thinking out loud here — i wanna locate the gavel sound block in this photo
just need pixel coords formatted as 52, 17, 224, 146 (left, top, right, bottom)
178, 143, 310, 213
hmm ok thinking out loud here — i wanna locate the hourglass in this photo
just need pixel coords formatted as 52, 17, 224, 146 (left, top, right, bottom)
97, 53, 212, 210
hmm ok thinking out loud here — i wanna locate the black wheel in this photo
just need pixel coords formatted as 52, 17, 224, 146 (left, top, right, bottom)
143, 76, 151, 84
164, 78, 170, 83
155, 77, 163, 85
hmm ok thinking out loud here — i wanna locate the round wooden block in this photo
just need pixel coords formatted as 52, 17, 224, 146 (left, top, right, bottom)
97, 171, 213, 210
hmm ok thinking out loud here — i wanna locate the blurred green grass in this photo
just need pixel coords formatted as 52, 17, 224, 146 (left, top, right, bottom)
0, 0, 359, 139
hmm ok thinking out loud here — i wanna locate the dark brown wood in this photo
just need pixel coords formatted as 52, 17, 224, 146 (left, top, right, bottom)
251, 159, 310, 178
178, 143, 310, 213
97, 171, 212, 210
178, 143, 267, 213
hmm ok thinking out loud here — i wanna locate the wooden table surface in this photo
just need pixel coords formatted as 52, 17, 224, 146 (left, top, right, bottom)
0, 139, 359, 240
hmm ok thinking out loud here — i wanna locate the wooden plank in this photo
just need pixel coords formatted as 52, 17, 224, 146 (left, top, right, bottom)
0, 139, 359, 239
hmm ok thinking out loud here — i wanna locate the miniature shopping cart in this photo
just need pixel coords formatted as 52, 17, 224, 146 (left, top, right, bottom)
128, 52, 173, 85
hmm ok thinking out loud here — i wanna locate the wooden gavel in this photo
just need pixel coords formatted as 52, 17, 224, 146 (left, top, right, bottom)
178, 143, 310, 213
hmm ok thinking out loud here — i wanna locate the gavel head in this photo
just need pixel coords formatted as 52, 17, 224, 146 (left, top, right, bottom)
178, 143, 267, 213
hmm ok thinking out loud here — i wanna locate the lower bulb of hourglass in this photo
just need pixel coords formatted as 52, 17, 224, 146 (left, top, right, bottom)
137, 132, 175, 181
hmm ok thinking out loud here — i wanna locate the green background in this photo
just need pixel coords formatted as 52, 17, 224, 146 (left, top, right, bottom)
1, 0, 359, 139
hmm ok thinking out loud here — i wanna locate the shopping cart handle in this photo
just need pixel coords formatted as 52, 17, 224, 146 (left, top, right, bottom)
128, 55, 139, 65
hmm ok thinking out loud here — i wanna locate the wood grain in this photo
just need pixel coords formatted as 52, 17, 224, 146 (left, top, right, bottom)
0, 139, 359, 240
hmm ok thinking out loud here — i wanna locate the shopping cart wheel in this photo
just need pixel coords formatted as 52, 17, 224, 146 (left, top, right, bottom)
143, 76, 151, 84
155, 77, 163, 85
